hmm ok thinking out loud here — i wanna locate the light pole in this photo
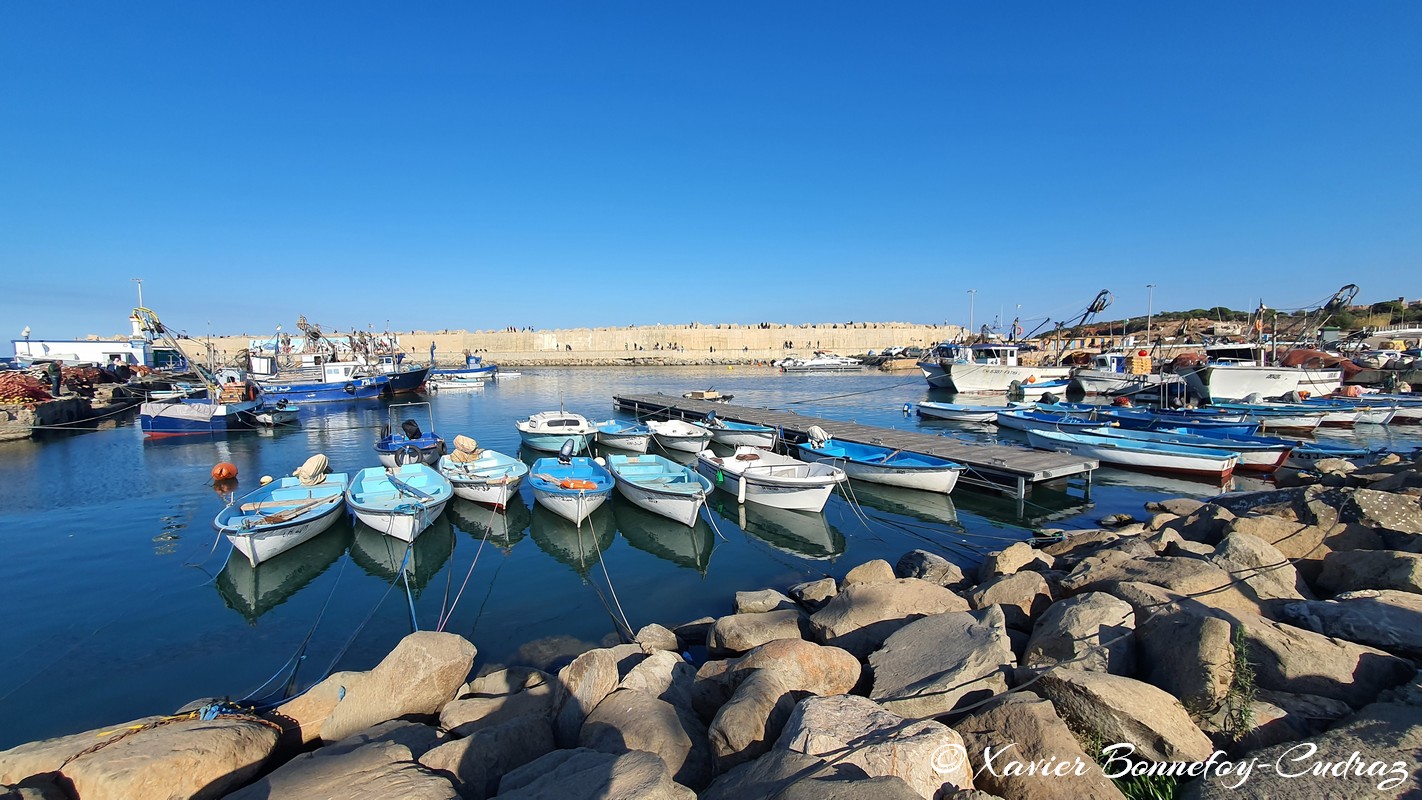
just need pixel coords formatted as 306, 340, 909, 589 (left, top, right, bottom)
1146, 284, 1156, 348
967, 289, 977, 336
132, 278, 143, 308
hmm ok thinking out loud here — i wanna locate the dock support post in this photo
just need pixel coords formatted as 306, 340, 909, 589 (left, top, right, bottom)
1016, 476, 1026, 518
1084, 469, 1093, 502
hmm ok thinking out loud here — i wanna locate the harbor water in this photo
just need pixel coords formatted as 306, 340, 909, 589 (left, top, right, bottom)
3, 366, 1420, 748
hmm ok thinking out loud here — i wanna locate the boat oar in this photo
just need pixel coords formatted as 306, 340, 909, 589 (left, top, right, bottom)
259, 495, 339, 524
388, 475, 437, 503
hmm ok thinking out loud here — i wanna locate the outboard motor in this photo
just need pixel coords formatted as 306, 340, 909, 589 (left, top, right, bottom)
558, 438, 576, 465
1039, 391, 1060, 405
401, 419, 423, 439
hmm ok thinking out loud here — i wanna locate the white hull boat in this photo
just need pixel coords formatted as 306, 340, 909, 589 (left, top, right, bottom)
517, 410, 597, 453
215, 474, 349, 566
608, 454, 713, 527
920, 361, 1072, 393
346, 464, 453, 543
1194, 364, 1343, 403
648, 419, 714, 453
695, 446, 846, 512
439, 448, 528, 510
916, 401, 1030, 423
1026, 429, 1235, 479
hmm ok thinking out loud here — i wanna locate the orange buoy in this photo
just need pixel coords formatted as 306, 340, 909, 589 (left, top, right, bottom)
211, 462, 238, 481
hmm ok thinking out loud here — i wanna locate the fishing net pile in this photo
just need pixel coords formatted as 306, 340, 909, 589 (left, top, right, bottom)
294, 454, 330, 485
0, 373, 52, 405
450, 435, 483, 463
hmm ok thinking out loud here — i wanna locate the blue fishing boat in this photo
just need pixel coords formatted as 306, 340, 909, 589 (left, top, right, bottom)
439, 437, 528, 510
593, 419, 652, 453
374, 402, 446, 467
346, 463, 453, 542
796, 434, 963, 494
432, 352, 499, 380
1082, 426, 1291, 473
607, 454, 713, 526
1207, 402, 1331, 433
702, 412, 778, 448
214, 458, 348, 566
365, 353, 430, 394
528, 448, 615, 525
133, 306, 263, 436
917, 401, 1032, 424
995, 409, 1118, 433
1025, 429, 1239, 480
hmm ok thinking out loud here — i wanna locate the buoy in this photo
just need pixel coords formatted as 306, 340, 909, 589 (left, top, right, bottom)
211, 462, 238, 481
259, 475, 274, 486
902, 403, 911, 414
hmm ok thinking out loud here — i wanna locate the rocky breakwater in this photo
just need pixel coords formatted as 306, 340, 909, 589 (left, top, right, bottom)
5, 458, 1422, 799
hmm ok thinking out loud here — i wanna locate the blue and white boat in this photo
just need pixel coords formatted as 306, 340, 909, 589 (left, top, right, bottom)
996, 409, 1118, 434
695, 446, 846, 512
1083, 426, 1291, 473
796, 434, 963, 494
1206, 402, 1330, 433
517, 410, 597, 453
593, 419, 652, 453
528, 452, 615, 525
607, 453, 714, 527
439, 439, 528, 510
259, 363, 391, 404
647, 418, 714, 453
374, 402, 446, 467
1026, 429, 1238, 480
701, 412, 778, 449
432, 352, 498, 380
364, 353, 430, 395
346, 463, 453, 542
917, 401, 1031, 424
141, 394, 261, 436
215, 467, 348, 566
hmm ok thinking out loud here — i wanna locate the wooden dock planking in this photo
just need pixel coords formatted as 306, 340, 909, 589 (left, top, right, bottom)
613, 394, 1097, 499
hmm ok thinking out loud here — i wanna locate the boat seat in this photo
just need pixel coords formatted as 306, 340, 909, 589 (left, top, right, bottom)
735, 452, 761, 461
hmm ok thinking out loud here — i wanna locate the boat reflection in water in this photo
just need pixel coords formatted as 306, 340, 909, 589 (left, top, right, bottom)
529, 503, 616, 579
708, 495, 846, 561
845, 481, 961, 528
349, 517, 454, 597
215, 522, 353, 623
447, 496, 531, 553
613, 501, 716, 575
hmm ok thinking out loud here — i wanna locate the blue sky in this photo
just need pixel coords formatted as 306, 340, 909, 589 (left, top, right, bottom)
2, 2, 1418, 338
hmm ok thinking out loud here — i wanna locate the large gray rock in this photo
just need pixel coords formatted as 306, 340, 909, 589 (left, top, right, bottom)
1342, 488, 1422, 535
1135, 609, 1236, 712
1282, 589, 1422, 659
1206, 689, 1352, 755
707, 609, 811, 655
1146, 497, 1205, 517
895, 549, 968, 588
419, 716, 553, 800
736, 589, 796, 613
977, 542, 1052, 582
1183, 701, 1422, 799
700, 749, 828, 800
324, 720, 440, 758
634, 623, 680, 652
1209, 531, 1313, 602
274, 631, 475, 746
0, 717, 277, 800
580, 688, 712, 789
673, 617, 716, 648
1021, 592, 1135, 675
967, 572, 1052, 631
1058, 555, 1263, 616
1035, 669, 1214, 763
1221, 515, 1331, 582
1316, 549, 1422, 595
776, 775, 925, 799
439, 667, 556, 738
789, 577, 839, 610
870, 606, 1015, 719
1229, 609, 1415, 707
617, 649, 697, 711
809, 578, 968, 658
554, 647, 621, 747
226, 740, 456, 800
843, 559, 897, 586
1039, 530, 1132, 568
955, 694, 1125, 800
692, 639, 861, 721
708, 669, 807, 772
496, 747, 695, 800
1162, 504, 1237, 544
776, 694, 974, 798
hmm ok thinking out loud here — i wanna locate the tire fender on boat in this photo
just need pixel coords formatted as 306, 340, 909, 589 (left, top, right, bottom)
343, 382, 356, 393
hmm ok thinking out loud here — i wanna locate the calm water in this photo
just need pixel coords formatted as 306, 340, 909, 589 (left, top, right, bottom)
3, 366, 1419, 747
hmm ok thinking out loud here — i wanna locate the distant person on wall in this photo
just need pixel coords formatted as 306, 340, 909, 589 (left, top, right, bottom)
47, 360, 62, 397
429, 341, 436, 364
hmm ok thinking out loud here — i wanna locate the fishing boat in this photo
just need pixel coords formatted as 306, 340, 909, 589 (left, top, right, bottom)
917, 343, 1072, 393
607, 453, 714, 526
1025, 429, 1238, 480
248, 399, 300, 427
647, 418, 714, 453
1302, 396, 1398, 426
593, 419, 652, 453
374, 403, 446, 467
257, 362, 392, 404
796, 429, 962, 493
1070, 351, 1184, 395
695, 446, 846, 512
916, 401, 1031, 424
432, 352, 499, 381
996, 409, 1119, 434
701, 412, 778, 448
516, 410, 597, 453
528, 450, 615, 525
1206, 402, 1329, 434
438, 436, 528, 510
141, 394, 261, 436
1084, 426, 1291, 473
425, 374, 487, 392
345, 463, 453, 542
214, 457, 348, 566
1007, 378, 1074, 399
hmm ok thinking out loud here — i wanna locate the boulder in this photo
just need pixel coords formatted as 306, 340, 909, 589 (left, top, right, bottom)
955, 694, 1125, 800
736, 589, 796, 613
1135, 609, 1236, 712
1040, 529, 1126, 565
226, 740, 456, 800
1281, 589, 1422, 659
1229, 609, 1415, 707
705, 638, 861, 696
274, 631, 475, 745
580, 688, 712, 789
1206, 689, 1351, 754
708, 669, 807, 771
776, 775, 924, 799
809, 579, 969, 658
1145, 497, 1204, 517
439, 668, 556, 738
843, 559, 897, 586
894, 549, 967, 588
496, 747, 695, 800
777, 694, 974, 798
673, 617, 716, 648
617, 649, 697, 710
1316, 549, 1422, 595
789, 578, 839, 610
1021, 592, 1135, 675
323, 720, 440, 758
700, 749, 829, 800
1035, 668, 1215, 763
1146, 512, 1181, 531
634, 623, 680, 652
977, 542, 1052, 582
870, 606, 1015, 719
418, 716, 554, 800
967, 572, 1051, 631
1058, 556, 1263, 617
1342, 488, 1422, 535
1182, 701, 1422, 799
554, 647, 621, 747
1163, 504, 1237, 544
1209, 531, 1313, 602
707, 610, 810, 655
2, 717, 277, 800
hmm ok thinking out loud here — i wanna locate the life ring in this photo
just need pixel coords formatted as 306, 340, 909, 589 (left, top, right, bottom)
343, 382, 356, 393
559, 478, 598, 490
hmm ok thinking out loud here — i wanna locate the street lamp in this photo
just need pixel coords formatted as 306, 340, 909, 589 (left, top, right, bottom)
1146, 284, 1156, 347
967, 289, 977, 335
